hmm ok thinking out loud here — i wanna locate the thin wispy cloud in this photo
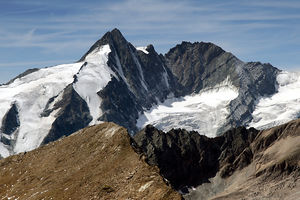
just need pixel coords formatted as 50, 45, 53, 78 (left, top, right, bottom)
0, 0, 300, 83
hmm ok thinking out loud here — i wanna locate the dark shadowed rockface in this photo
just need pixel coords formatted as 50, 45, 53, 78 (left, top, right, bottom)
134, 119, 300, 199
0, 103, 20, 147
133, 124, 259, 190
0, 103, 19, 136
0, 123, 181, 200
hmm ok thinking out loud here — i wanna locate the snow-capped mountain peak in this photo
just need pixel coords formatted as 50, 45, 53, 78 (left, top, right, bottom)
0, 28, 299, 158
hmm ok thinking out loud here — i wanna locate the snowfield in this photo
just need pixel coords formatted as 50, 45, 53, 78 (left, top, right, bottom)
249, 71, 300, 129
137, 78, 239, 137
0, 63, 83, 157
0, 44, 114, 158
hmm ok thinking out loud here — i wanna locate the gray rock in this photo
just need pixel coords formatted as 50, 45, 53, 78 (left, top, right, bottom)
0, 103, 19, 135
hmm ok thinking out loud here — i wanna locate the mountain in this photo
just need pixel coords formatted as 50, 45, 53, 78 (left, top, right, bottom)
133, 118, 300, 199
0, 28, 299, 158
0, 122, 181, 199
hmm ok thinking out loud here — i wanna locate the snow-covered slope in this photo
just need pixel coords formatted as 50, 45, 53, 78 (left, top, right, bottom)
0, 45, 115, 158
249, 71, 300, 129
73, 44, 115, 125
137, 78, 239, 137
0, 29, 173, 158
0, 63, 83, 157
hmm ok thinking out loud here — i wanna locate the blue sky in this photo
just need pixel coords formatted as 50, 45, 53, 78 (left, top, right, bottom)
1, 0, 300, 84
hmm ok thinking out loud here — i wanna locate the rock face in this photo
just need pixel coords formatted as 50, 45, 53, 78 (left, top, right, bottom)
134, 119, 300, 199
0, 122, 181, 200
0, 28, 285, 157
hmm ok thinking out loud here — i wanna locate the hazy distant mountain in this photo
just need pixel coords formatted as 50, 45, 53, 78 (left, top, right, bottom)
1, 28, 299, 158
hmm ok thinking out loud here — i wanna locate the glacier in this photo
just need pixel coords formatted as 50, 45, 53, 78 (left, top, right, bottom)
0, 63, 83, 157
249, 71, 300, 129
137, 78, 239, 137
0, 44, 114, 158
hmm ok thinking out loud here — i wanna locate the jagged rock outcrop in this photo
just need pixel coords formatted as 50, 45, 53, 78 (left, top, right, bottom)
134, 119, 300, 199
133, 125, 259, 190
0, 123, 181, 199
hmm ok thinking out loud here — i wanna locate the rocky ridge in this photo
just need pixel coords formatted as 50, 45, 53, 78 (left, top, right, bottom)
134, 119, 300, 199
0, 122, 181, 200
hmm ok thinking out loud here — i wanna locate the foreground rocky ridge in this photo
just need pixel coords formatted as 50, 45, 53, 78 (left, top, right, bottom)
134, 119, 300, 199
0, 123, 180, 199
0, 119, 299, 199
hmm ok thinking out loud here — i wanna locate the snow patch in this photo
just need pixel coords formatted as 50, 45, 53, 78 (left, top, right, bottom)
73, 44, 116, 125
136, 46, 149, 54
0, 142, 10, 158
138, 181, 153, 192
137, 78, 238, 137
104, 126, 120, 138
249, 71, 300, 129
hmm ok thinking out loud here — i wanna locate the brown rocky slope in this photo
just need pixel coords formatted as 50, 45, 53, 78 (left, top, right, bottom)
0, 122, 181, 200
